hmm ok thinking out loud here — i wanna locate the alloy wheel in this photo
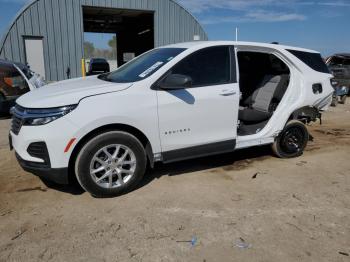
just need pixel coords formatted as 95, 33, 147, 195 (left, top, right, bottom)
89, 144, 136, 189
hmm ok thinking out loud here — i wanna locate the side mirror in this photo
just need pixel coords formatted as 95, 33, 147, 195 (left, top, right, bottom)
160, 74, 192, 90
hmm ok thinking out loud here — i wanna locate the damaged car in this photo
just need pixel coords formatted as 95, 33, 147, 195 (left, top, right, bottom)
0, 60, 45, 115
10, 41, 334, 197
326, 53, 350, 106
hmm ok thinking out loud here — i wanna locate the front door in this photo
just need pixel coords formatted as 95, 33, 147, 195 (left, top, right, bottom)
157, 46, 240, 162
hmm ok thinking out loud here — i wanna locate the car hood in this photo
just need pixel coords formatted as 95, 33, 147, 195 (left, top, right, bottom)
17, 76, 132, 108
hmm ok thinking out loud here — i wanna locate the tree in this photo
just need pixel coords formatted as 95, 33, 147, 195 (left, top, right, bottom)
108, 35, 117, 49
108, 35, 117, 59
84, 41, 95, 59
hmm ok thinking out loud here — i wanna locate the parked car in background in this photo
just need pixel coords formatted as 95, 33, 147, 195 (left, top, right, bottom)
87, 58, 110, 75
326, 53, 350, 106
10, 41, 334, 197
0, 60, 45, 115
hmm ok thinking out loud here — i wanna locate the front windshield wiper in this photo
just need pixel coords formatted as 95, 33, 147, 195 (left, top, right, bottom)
98, 73, 112, 82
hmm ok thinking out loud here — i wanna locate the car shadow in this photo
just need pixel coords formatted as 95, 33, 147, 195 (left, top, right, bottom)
41, 145, 273, 196
40, 177, 86, 195
137, 145, 273, 190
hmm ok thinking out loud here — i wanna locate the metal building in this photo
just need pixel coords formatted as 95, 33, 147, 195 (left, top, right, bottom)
0, 0, 207, 81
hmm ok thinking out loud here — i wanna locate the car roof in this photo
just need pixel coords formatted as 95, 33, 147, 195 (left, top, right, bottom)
163, 41, 319, 54
90, 58, 107, 61
332, 53, 350, 58
0, 59, 28, 70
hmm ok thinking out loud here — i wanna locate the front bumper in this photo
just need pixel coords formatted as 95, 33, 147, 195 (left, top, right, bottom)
16, 153, 69, 184
10, 116, 79, 168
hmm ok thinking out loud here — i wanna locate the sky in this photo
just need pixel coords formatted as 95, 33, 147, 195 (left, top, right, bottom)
0, 0, 349, 56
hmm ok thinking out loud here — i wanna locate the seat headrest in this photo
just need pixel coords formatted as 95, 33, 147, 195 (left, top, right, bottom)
265, 75, 281, 83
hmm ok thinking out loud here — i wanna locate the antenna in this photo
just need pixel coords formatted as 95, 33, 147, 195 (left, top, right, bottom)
235, 27, 239, 42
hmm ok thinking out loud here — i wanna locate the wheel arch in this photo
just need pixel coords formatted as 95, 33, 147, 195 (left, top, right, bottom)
289, 106, 321, 124
68, 123, 155, 183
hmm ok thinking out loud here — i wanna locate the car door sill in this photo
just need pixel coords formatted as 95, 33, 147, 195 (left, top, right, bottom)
162, 139, 236, 163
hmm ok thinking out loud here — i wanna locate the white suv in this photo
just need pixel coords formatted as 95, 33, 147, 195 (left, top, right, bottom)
10, 41, 334, 197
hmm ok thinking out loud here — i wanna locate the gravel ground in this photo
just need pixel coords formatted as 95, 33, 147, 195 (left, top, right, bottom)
0, 103, 349, 262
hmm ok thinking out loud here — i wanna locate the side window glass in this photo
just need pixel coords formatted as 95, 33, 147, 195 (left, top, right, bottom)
171, 46, 231, 87
4, 67, 30, 93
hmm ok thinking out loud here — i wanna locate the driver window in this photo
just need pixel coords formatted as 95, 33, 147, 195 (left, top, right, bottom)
171, 46, 231, 87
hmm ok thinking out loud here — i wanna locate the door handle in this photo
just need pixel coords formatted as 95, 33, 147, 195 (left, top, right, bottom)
220, 89, 236, 96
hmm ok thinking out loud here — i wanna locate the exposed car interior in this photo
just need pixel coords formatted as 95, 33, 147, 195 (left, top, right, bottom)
237, 51, 291, 136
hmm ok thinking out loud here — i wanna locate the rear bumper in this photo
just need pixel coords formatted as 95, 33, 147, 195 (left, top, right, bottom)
16, 153, 69, 184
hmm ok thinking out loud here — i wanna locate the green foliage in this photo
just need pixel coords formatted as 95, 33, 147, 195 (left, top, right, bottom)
84, 41, 95, 58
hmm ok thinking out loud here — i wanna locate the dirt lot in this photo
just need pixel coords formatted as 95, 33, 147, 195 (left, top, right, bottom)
0, 104, 350, 262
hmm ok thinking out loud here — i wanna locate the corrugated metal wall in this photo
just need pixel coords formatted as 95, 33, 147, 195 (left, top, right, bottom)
0, 0, 207, 81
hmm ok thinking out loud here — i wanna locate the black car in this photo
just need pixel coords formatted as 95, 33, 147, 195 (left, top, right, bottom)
0, 60, 32, 115
87, 58, 110, 76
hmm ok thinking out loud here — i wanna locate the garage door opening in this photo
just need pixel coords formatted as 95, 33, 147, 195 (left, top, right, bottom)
83, 6, 154, 69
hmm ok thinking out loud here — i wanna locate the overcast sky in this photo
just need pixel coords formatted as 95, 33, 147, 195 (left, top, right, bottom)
0, 0, 349, 56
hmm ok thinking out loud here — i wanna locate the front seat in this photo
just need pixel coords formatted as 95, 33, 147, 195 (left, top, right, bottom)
239, 74, 289, 124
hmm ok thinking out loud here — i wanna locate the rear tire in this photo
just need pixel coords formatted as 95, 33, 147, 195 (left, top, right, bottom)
272, 120, 309, 158
75, 131, 147, 198
339, 95, 347, 104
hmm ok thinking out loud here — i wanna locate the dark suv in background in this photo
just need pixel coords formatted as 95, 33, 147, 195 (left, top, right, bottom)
326, 53, 350, 105
87, 58, 110, 76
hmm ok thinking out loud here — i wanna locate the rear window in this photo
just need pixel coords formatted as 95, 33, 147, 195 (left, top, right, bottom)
92, 58, 107, 63
287, 49, 330, 73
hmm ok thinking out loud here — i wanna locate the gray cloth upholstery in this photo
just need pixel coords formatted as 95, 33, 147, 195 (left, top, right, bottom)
239, 74, 289, 124
251, 75, 281, 112
239, 108, 272, 123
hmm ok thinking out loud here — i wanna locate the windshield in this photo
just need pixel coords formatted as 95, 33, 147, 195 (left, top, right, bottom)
92, 58, 107, 63
99, 48, 186, 83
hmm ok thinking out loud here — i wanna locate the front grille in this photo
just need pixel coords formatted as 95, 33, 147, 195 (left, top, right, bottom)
27, 142, 51, 167
11, 115, 23, 135
11, 104, 26, 135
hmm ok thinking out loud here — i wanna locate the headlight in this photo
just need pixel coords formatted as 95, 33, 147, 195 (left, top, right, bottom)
13, 105, 78, 126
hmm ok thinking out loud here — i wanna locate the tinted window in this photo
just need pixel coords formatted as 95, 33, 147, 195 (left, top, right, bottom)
287, 49, 330, 73
171, 46, 231, 87
92, 58, 108, 63
100, 48, 186, 83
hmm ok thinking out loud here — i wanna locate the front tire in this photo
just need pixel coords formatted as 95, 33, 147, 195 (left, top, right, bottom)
272, 120, 309, 158
75, 131, 147, 197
